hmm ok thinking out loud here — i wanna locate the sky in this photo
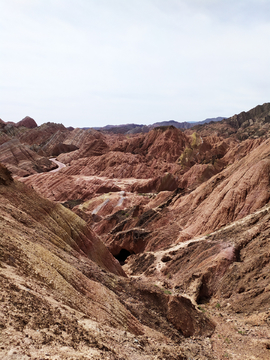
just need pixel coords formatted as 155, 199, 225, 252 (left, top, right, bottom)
1, 0, 270, 128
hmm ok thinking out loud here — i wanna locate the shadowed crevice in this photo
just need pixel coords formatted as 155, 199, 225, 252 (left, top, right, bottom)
115, 249, 132, 265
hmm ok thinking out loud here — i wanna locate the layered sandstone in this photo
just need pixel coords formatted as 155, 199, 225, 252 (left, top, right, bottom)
0, 139, 57, 176
16, 116, 37, 128
190, 102, 270, 140
2, 102, 270, 359
0, 164, 216, 359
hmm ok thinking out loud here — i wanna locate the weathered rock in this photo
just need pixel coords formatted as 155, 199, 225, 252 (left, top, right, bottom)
18, 122, 67, 149
190, 102, 270, 140
0, 168, 218, 360
0, 163, 13, 185
167, 295, 215, 337
0, 138, 56, 176
16, 116, 37, 128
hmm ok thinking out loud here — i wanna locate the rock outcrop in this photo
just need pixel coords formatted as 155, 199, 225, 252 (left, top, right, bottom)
191, 102, 270, 140
17, 122, 67, 150
0, 139, 57, 176
16, 116, 37, 128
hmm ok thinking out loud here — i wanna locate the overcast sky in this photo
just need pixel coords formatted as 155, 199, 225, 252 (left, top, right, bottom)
1, 0, 270, 127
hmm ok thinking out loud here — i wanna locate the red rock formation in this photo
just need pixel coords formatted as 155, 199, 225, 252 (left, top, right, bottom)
0, 132, 11, 145
0, 163, 13, 185
0, 163, 217, 359
18, 122, 67, 149
124, 200, 270, 317
188, 102, 270, 140
16, 116, 37, 128
3, 104, 270, 358
92, 136, 270, 260
20, 172, 162, 202
0, 138, 56, 176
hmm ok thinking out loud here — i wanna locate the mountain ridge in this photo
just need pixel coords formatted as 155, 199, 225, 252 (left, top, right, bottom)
88, 116, 226, 134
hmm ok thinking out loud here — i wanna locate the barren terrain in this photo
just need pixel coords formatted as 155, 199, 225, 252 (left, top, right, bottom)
1, 103, 270, 359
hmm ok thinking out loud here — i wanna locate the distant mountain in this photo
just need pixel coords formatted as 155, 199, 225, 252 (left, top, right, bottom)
199, 117, 226, 124
90, 117, 226, 134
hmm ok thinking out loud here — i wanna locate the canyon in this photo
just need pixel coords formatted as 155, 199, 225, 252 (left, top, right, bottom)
1, 103, 270, 359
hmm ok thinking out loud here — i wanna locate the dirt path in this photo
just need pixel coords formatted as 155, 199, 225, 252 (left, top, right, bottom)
49, 158, 66, 173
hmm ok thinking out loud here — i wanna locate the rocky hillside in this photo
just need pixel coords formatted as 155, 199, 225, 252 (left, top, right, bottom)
20, 126, 238, 201
191, 102, 270, 140
1, 103, 270, 359
0, 116, 37, 129
0, 163, 218, 359
0, 138, 57, 176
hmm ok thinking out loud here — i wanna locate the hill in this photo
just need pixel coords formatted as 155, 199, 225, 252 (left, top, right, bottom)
1, 103, 270, 359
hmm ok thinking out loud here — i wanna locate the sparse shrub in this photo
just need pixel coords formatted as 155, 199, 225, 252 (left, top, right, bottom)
238, 330, 245, 335
198, 306, 206, 313
163, 289, 172, 295
153, 285, 172, 295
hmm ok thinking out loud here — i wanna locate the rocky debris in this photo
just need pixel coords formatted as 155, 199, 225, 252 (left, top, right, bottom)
121, 205, 270, 358
167, 295, 215, 337
118, 280, 215, 339
107, 227, 151, 256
